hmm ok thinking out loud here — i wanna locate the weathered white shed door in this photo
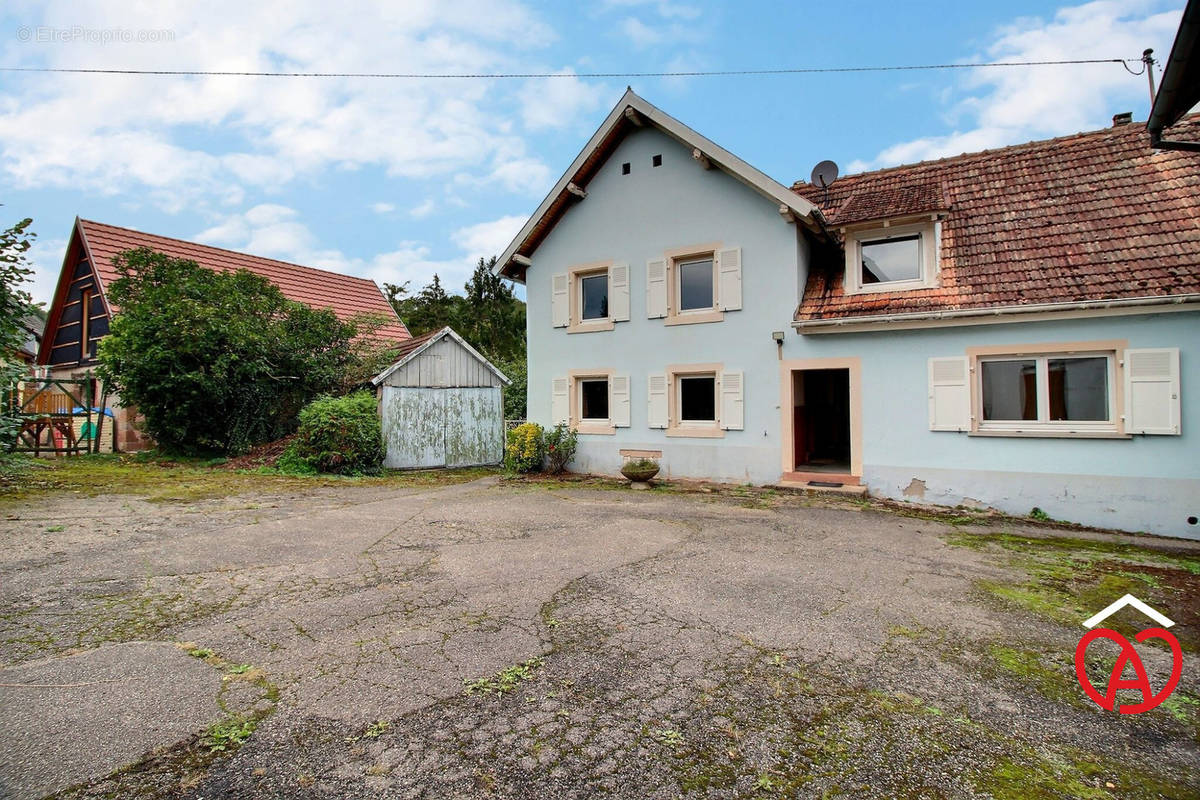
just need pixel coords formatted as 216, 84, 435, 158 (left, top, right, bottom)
380, 386, 503, 469
374, 328, 510, 470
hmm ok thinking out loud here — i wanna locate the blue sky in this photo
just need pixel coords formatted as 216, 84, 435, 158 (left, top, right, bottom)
0, 0, 1186, 307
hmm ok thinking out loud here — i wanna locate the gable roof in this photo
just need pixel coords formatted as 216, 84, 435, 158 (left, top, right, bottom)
70, 219, 410, 342
495, 88, 823, 281
793, 115, 1200, 328
1148, 0, 1200, 144
370, 326, 510, 386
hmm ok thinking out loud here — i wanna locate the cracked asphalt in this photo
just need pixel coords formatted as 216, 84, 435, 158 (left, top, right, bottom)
1, 475, 1197, 799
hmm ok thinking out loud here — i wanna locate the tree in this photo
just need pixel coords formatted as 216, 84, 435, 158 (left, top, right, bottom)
385, 259, 528, 419
97, 247, 385, 455
1, 218, 36, 448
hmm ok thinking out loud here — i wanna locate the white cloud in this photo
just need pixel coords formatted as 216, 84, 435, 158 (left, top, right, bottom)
518, 69, 609, 131
194, 206, 524, 294
371, 202, 396, 214
24, 235, 68, 307
408, 198, 437, 218
848, 0, 1182, 172
0, 0, 572, 213
621, 17, 664, 48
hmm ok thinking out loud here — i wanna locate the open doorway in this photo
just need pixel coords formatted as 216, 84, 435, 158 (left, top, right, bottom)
792, 368, 851, 474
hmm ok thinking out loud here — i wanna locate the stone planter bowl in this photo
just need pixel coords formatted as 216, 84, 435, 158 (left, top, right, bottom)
620, 460, 660, 483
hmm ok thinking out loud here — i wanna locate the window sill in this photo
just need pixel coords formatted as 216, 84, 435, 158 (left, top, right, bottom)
575, 422, 616, 435
664, 310, 723, 326
845, 280, 938, 296
568, 319, 615, 334
665, 425, 725, 439
969, 429, 1129, 440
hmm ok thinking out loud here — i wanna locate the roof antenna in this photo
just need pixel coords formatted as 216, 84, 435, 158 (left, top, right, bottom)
810, 160, 839, 207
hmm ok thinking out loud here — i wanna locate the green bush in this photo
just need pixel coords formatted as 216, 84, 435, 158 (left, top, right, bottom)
543, 424, 577, 475
283, 391, 384, 475
505, 422, 544, 473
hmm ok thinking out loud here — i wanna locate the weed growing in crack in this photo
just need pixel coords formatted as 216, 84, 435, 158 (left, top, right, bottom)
463, 656, 544, 696
203, 716, 256, 753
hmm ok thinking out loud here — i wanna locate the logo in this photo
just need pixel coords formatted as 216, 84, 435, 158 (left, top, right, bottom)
1074, 594, 1182, 714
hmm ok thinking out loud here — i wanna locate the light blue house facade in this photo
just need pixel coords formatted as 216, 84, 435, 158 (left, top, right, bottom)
497, 91, 1199, 539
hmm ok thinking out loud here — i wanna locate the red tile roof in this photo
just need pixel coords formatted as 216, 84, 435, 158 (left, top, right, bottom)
793, 115, 1200, 322
78, 219, 410, 342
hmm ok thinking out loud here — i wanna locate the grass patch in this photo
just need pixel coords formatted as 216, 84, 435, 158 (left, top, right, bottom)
0, 453, 499, 504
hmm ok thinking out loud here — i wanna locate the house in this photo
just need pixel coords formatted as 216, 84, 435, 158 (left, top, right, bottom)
14, 312, 43, 364
495, 90, 1199, 539
371, 326, 510, 469
36, 218, 410, 451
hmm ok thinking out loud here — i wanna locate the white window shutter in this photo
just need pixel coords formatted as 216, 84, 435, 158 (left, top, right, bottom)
716, 247, 742, 311
1124, 348, 1180, 435
610, 374, 631, 427
928, 357, 970, 431
610, 263, 630, 322
720, 371, 744, 430
551, 376, 569, 425
647, 373, 668, 428
551, 273, 569, 328
646, 258, 667, 318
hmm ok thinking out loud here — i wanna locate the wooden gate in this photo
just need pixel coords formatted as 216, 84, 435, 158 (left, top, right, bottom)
380, 386, 503, 469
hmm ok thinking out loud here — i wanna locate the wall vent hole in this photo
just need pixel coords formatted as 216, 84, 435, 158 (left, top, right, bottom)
652, 154, 662, 167
621, 162, 631, 175
1188, 516, 1198, 526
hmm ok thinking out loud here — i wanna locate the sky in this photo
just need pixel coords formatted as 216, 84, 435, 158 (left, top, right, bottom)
0, 0, 1187, 308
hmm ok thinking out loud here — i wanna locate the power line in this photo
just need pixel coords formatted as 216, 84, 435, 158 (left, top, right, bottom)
0, 58, 1139, 80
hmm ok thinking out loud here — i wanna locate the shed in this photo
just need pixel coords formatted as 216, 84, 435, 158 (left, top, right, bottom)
370, 327, 511, 469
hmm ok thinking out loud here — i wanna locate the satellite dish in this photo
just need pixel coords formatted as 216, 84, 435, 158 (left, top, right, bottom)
810, 159, 839, 188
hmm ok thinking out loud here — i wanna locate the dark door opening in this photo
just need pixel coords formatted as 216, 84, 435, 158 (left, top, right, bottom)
792, 368, 851, 473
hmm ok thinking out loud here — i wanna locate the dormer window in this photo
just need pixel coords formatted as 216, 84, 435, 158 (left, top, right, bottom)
843, 220, 939, 295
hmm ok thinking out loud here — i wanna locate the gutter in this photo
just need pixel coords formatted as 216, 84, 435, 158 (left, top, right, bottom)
793, 293, 1200, 333
1147, 0, 1200, 151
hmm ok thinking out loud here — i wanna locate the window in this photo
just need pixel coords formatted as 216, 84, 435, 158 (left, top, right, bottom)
580, 272, 608, 320
979, 353, 1114, 432
843, 222, 938, 295
677, 257, 714, 312
579, 378, 609, 422
678, 375, 716, 422
860, 235, 920, 284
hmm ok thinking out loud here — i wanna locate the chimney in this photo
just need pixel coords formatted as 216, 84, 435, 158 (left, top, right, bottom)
1112, 112, 1133, 127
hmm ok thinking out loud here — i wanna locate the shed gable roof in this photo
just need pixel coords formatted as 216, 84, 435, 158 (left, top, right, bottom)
370, 327, 511, 387
495, 89, 822, 281
793, 115, 1200, 325
74, 219, 411, 342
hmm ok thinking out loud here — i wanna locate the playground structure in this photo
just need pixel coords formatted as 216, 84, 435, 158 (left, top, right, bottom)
5, 377, 113, 455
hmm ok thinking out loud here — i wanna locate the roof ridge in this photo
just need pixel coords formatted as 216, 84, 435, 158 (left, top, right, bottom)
77, 218, 379, 286
791, 113, 1200, 189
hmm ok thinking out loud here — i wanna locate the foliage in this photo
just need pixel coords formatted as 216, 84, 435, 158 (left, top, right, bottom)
386, 257, 527, 419
463, 657, 543, 696
505, 422, 544, 473
97, 248, 392, 455
543, 423, 578, 475
203, 716, 257, 753
282, 391, 384, 475
1, 217, 37, 450
495, 354, 526, 421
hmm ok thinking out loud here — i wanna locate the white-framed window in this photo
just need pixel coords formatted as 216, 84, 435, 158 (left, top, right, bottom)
578, 377, 610, 423
978, 353, 1116, 433
551, 262, 629, 331
647, 245, 741, 323
676, 373, 717, 426
579, 271, 609, 321
843, 221, 938, 295
676, 255, 715, 313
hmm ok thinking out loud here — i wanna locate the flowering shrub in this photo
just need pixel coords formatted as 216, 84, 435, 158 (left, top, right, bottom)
543, 423, 578, 475
505, 422, 545, 473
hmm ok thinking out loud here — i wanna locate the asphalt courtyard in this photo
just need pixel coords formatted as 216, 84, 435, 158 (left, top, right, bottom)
1, 471, 1197, 799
